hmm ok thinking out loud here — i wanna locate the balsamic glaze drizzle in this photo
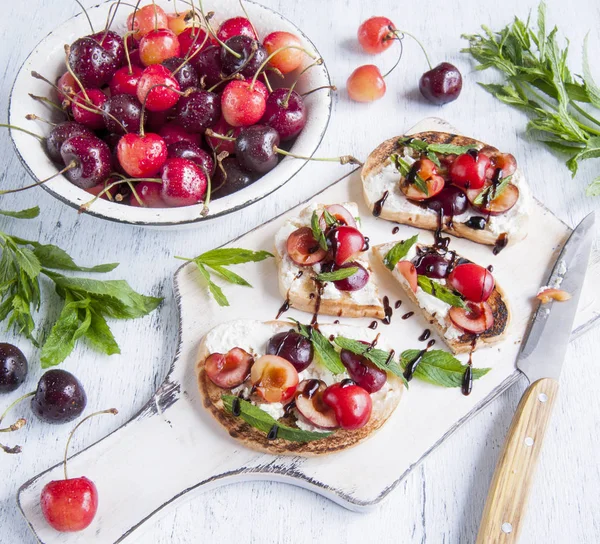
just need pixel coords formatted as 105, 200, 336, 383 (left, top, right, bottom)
418, 329, 431, 341
369, 321, 378, 330
402, 311, 414, 320
373, 190, 389, 217
267, 425, 279, 440
382, 296, 393, 325
394, 300, 402, 309
392, 226, 400, 234
232, 396, 241, 416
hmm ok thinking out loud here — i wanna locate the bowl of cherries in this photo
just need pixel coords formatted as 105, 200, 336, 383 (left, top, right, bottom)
8, 0, 332, 227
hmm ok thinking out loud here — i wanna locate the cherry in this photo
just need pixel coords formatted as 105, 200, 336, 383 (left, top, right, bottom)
449, 152, 491, 190
161, 57, 199, 91
413, 252, 450, 279
86, 175, 130, 203
68, 37, 118, 88
397, 260, 417, 293
157, 122, 200, 147
322, 381, 372, 430
331, 261, 370, 291
117, 132, 167, 178
160, 157, 207, 207
145, 109, 170, 132
466, 182, 520, 215
347, 65, 386, 102
191, 46, 224, 88
89, 30, 125, 67
71, 90, 108, 131
220, 36, 268, 78
328, 226, 365, 265
56, 72, 82, 107
167, 12, 188, 35
449, 302, 494, 334
294, 380, 338, 429
205, 348, 253, 389
127, 4, 169, 40
109, 65, 144, 96
205, 116, 241, 155
212, 157, 256, 198
136, 64, 181, 112
261, 88, 306, 141
0, 344, 27, 394
139, 29, 181, 66
45, 122, 93, 163
102, 94, 142, 134
167, 142, 214, 174
129, 181, 166, 207
357, 16, 396, 54
235, 124, 280, 174
266, 330, 314, 373
286, 227, 327, 266
221, 79, 267, 126
178, 27, 212, 59
174, 90, 221, 133
318, 204, 357, 229
60, 135, 112, 189
425, 185, 469, 216
447, 263, 495, 303
340, 348, 386, 393
217, 17, 257, 42
419, 62, 462, 105
31, 369, 87, 424
402, 173, 445, 201
40, 408, 117, 532
250, 355, 299, 403
263, 31, 304, 74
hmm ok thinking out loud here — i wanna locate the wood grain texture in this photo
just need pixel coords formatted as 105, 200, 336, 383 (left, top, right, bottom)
0, 0, 599, 543
476, 378, 560, 544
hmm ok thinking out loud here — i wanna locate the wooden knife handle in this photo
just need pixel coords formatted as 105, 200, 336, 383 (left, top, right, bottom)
476, 377, 559, 544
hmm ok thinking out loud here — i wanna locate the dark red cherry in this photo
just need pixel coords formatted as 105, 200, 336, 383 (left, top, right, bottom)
102, 94, 142, 134
174, 90, 221, 133
340, 348, 386, 393
161, 57, 199, 91
0, 343, 28, 394
331, 261, 370, 291
205, 116, 241, 155
109, 65, 144, 96
419, 62, 463, 105
424, 185, 469, 216
60, 135, 112, 189
90, 30, 125, 66
212, 157, 257, 198
45, 122, 93, 163
266, 330, 313, 372
235, 124, 279, 174
191, 46, 223, 88
145, 109, 170, 132
158, 122, 202, 147
261, 89, 306, 141
160, 157, 207, 206
413, 252, 450, 279
220, 36, 268, 78
167, 142, 214, 175
31, 369, 87, 424
68, 37, 118, 88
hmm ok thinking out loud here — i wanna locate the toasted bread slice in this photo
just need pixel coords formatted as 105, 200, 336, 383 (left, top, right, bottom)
362, 132, 530, 247
373, 243, 510, 354
196, 320, 404, 456
274, 202, 385, 319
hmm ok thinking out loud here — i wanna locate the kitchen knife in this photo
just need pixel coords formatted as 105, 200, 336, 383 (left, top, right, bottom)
476, 212, 595, 544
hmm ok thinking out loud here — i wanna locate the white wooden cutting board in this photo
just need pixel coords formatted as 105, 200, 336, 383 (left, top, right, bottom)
16, 119, 599, 543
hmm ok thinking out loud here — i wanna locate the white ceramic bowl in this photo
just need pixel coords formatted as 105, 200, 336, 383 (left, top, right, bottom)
8, 0, 332, 227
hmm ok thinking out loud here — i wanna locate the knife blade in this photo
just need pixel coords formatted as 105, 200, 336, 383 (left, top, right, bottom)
517, 211, 595, 383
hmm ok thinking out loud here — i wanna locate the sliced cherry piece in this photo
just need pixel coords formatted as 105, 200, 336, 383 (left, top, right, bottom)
205, 347, 253, 389
329, 225, 365, 266
251, 355, 299, 403
397, 260, 417, 293
447, 263, 495, 303
340, 349, 386, 393
493, 152, 517, 177
467, 183, 520, 216
449, 301, 494, 334
286, 227, 327, 265
449, 152, 491, 190
413, 252, 450, 279
294, 380, 338, 429
266, 330, 313, 372
401, 174, 444, 202
322, 381, 372, 430
332, 261, 370, 292
318, 204, 357, 230
129, 181, 166, 208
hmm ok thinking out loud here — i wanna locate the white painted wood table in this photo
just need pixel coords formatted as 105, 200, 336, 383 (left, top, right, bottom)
1, 0, 599, 543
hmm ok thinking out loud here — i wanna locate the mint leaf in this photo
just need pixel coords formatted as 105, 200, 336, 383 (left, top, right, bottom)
222, 395, 332, 442
315, 267, 358, 282
472, 175, 513, 206
194, 248, 273, 266
322, 209, 339, 227
311, 211, 328, 251
0, 207, 40, 219
586, 175, 600, 197
291, 320, 345, 374
32, 244, 118, 273
197, 264, 229, 306
207, 264, 252, 287
392, 155, 428, 195
383, 235, 418, 270
14, 247, 41, 280
417, 276, 466, 308
426, 143, 476, 155
398, 137, 428, 151
400, 349, 490, 387
85, 308, 120, 355
583, 34, 600, 109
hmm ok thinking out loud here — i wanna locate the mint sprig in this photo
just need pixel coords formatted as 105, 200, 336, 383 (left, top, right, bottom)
177, 248, 273, 307
400, 349, 490, 387
222, 395, 332, 442
383, 235, 418, 270
417, 276, 467, 308
315, 267, 358, 282
310, 211, 328, 251
290, 319, 345, 374
398, 137, 476, 160
391, 154, 429, 196
472, 175, 513, 206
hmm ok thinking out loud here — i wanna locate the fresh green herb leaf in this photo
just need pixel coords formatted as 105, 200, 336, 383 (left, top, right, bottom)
290, 319, 346, 374
583, 33, 600, 109
315, 267, 358, 282
427, 151, 441, 167
398, 137, 475, 158
311, 211, 328, 251
472, 175, 513, 206
222, 395, 332, 441
398, 137, 428, 151
391, 155, 429, 195
383, 235, 418, 270
334, 336, 407, 386
322, 209, 339, 227
32, 244, 118, 273
586, 175, 600, 197
426, 143, 476, 155
0, 207, 40, 219
14, 247, 41, 280
85, 308, 120, 356
207, 265, 252, 287
197, 264, 229, 307
400, 349, 491, 387
417, 276, 466, 308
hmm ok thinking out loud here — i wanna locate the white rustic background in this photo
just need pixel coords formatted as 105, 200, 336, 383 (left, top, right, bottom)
0, 0, 599, 543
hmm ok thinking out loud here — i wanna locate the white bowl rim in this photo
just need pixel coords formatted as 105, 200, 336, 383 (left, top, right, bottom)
8, 0, 333, 227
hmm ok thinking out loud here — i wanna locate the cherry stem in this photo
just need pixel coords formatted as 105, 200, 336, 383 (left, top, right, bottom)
250, 45, 316, 90
139, 83, 185, 136
301, 85, 337, 98
123, 30, 134, 74
28, 94, 67, 115
129, 0, 143, 35
152, 0, 159, 32
127, 181, 143, 206
0, 418, 26, 433
25, 114, 57, 127
0, 442, 22, 455
205, 129, 235, 142
196, 0, 242, 58
275, 148, 363, 166
64, 45, 90, 102
238, 0, 259, 40
103, 0, 123, 37
63, 409, 118, 480
390, 28, 432, 71
0, 123, 44, 142
81, 176, 161, 210
284, 59, 323, 106
0, 391, 34, 426
0, 161, 77, 195
74, 0, 95, 34
174, 28, 210, 76
383, 36, 404, 79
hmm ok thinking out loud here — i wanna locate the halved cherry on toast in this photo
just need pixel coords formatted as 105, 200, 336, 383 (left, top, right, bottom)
400, 159, 444, 201
447, 263, 494, 303
295, 379, 338, 429
287, 227, 327, 265
449, 302, 494, 334
466, 183, 520, 215
397, 261, 418, 293
328, 226, 365, 265
251, 355, 299, 403
205, 348, 254, 389
322, 380, 372, 430
318, 204, 357, 230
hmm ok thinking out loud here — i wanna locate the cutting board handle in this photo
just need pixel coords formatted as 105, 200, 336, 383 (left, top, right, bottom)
476, 378, 559, 543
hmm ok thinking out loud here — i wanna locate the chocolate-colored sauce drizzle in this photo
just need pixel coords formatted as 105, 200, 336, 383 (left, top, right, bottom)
373, 190, 389, 217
